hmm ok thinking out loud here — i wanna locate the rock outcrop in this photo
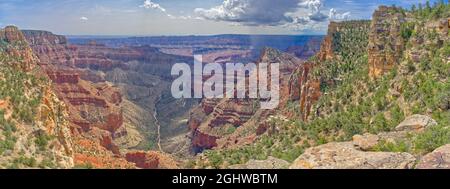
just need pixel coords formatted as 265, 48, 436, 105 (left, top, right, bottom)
417, 144, 450, 169
317, 22, 339, 62
289, 142, 416, 169
290, 115, 440, 169
288, 63, 321, 121
368, 6, 405, 78
0, 26, 37, 71
395, 114, 438, 132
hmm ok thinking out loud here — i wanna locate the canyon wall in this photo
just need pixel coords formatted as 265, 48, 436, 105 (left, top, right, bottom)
22, 30, 186, 168
23, 29, 136, 168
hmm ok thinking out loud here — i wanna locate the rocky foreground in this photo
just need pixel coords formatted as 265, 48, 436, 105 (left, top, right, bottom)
229, 115, 449, 169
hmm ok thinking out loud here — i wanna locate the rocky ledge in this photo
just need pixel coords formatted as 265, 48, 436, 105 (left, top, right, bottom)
290, 115, 448, 169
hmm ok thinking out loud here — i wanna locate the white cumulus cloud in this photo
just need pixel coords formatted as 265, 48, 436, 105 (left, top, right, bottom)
80, 16, 89, 21
329, 8, 351, 21
140, 0, 166, 12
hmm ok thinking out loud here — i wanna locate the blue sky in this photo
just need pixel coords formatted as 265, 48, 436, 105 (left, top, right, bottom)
0, 0, 440, 35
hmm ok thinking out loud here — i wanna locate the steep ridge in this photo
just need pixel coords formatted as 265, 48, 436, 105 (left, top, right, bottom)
1, 26, 73, 168
194, 4, 449, 169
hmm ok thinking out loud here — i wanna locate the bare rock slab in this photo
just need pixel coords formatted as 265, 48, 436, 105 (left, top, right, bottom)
417, 144, 450, 169
290, 142, 416, 169
229, 157, 290, 169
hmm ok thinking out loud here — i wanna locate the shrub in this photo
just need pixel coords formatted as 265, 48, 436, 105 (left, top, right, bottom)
400, 22, 415, 41
390, 104, 405, 126
370, 113, 389, 133
13, 156, 37, 168
205, 151, 224, 168
372, 140, 411, 152
34, 133, 54, 151
414, 124, 450, 154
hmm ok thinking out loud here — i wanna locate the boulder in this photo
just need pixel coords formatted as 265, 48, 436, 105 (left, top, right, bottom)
353, 133, 380, 151
395, 115, 437, 132
416, 144, 450, 169
290, 142, 416, 169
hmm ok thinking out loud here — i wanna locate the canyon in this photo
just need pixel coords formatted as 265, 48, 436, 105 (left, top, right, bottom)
20, 29, 202, 168
1, 3, 449, 169
2, 26, 322, 168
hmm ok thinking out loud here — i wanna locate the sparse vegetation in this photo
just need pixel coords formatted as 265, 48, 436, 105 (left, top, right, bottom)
372, 140, 411, 153
34, 133, 54, 151
414, 123, 450, 154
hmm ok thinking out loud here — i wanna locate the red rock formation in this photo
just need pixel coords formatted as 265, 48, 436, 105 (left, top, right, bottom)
100, 134, 121, 155
191, 130, 219, 152
287, 22, 343, 121
125, 151, 179, 169
289, 63, 321, 121
73, 137, 134, 169
0, 26, 76, 168
15, 28, 183, 169
125, 151, 159, 169
66, 97, 108, 107
47, 70, 80, 84
317, 22, 339, 61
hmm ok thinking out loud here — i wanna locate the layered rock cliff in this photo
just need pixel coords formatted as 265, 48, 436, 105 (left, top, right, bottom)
188, 48, 303, 153
22, 30, 188, 168
22, 31, 131, 168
